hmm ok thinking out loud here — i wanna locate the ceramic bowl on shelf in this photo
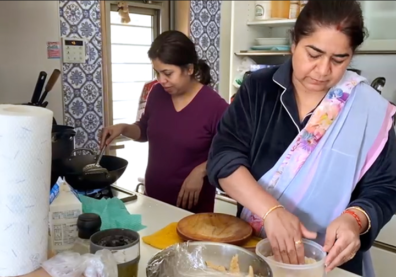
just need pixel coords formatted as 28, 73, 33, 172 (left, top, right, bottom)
255, 37, 289, 46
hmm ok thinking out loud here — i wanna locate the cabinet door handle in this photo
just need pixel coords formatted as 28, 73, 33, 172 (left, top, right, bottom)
109, 144, 125, 150
373, 241, 396, 254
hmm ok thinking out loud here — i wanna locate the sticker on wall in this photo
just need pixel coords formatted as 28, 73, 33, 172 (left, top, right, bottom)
47, 41, 61, 59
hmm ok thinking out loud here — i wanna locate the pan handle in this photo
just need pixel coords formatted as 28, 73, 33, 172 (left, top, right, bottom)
71, 148, 96, 156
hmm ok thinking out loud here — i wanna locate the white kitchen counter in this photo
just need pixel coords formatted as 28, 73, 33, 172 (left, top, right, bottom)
124, 194, 359, 277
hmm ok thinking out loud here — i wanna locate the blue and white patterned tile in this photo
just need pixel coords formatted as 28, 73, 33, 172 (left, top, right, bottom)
190, 1, 222, 90
199, 33, 210, 51
63, 2, 84, 25
82, 111, 101, 133
191, 1, 204, 13
59, 0, 103, 149
81, 81, 100, 103
69, 97, 87, 119
77, 18, 96, 41
74, 127, 89, 146
63, 83, 74, 105
198, 8, 210, 26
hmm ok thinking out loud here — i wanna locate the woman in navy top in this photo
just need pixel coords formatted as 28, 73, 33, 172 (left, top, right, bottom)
207, 1, 396, 275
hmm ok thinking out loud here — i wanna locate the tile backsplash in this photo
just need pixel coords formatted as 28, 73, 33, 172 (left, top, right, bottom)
59, 0, 103, 150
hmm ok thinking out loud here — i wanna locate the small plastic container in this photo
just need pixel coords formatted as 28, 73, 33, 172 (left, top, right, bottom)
256, 238, 326, 277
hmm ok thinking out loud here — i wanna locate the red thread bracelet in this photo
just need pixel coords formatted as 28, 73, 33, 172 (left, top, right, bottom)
343, 210, 362, 230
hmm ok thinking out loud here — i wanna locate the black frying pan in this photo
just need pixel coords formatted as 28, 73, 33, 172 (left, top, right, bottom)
54, 148, 128, 190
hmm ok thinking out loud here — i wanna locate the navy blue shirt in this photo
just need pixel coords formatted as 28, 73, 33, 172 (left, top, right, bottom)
207, 59, 396, 275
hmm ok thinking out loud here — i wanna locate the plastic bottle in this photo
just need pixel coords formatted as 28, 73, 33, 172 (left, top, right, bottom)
48, 180, 83, 253
271, 1, 291, 19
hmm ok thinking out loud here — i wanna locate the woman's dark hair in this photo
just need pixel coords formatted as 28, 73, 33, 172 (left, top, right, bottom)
148, 30, 212, 85
291, 0, 368, 51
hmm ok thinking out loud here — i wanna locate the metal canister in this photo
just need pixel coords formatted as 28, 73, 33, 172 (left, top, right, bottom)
90, 229, 140, 277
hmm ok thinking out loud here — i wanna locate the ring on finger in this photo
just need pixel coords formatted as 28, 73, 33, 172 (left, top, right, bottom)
294, 240, 302, 246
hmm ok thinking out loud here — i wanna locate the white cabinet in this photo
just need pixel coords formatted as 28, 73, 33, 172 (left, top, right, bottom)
371, 246, 396, 276
360, 1, 396, 40
214, 196, 237, 215
370, 215, 396, 276
219, 1, 396, 102
376, 215, 396, 246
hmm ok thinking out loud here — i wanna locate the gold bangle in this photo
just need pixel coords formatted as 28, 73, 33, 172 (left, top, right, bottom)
346, 206, 371, 235
262, 204, 284, 223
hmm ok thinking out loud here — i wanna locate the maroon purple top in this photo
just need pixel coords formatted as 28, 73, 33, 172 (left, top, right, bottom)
136, 84, 229, 213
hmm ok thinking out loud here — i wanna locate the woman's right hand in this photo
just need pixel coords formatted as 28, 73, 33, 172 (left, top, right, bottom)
263, 207, 317, 265
100, 124, 127, 148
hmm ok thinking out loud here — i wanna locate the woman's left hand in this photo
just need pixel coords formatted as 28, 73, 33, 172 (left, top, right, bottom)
177, 167, 205, 210
323, 213, 361, 272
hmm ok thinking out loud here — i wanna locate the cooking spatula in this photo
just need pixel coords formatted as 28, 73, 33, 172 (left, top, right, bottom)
83, 146, 108, 175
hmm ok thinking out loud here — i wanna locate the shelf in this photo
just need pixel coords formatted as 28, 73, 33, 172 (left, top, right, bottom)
247, 19, 296, 27
235, 51, 290, 56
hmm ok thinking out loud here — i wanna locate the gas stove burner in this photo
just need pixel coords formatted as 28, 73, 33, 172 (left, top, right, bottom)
75, 186, 114, 199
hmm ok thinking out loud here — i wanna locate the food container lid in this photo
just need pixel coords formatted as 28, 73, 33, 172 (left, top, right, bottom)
77, 213, 102, 239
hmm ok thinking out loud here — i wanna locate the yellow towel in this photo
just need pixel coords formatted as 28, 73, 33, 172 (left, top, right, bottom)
142, 222, 262, 250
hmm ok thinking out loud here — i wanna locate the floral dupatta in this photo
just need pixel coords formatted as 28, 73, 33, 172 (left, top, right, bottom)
240, 70, 396, 276
241, 69, 395, 236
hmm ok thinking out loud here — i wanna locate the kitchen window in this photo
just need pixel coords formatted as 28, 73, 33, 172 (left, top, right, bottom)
101, 1, 170, 190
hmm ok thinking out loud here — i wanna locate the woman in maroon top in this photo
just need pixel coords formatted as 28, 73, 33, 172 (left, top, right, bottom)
101, 31, 229, 213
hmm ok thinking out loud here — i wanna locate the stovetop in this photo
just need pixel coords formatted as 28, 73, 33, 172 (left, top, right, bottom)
74, 184, 138, 202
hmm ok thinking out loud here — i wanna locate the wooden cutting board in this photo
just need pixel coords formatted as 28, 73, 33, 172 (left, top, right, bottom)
176, 213, 253, 245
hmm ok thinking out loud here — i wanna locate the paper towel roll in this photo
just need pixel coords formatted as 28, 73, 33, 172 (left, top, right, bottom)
0, 105, 53, 276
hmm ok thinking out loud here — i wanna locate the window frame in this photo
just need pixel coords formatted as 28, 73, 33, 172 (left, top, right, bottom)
100, 1, 170, 150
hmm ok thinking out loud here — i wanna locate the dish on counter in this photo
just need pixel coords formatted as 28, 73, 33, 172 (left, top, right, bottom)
146, 241, 272, 277
176, 213, 253, 245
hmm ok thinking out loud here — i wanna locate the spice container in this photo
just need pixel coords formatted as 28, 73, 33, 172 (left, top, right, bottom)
289, 1, 300, 19
255, 1, 272, 20
91, 229, 140, 277
271, 1, 291, 19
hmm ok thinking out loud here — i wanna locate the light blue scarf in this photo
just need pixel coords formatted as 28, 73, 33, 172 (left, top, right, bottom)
241, 71, 396, 276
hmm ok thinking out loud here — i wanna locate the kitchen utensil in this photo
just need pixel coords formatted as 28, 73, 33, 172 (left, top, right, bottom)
38, 69, 61, 105
371, 77, 386, 94
256, 238, 326, 277
31, 71, 47, 104
90, 229, 140, 277
42, 101, 49, 108
146, 241, 273, 277
53, 148, 128, 190
82, 146, 108, 175
176, 213, 253, 246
